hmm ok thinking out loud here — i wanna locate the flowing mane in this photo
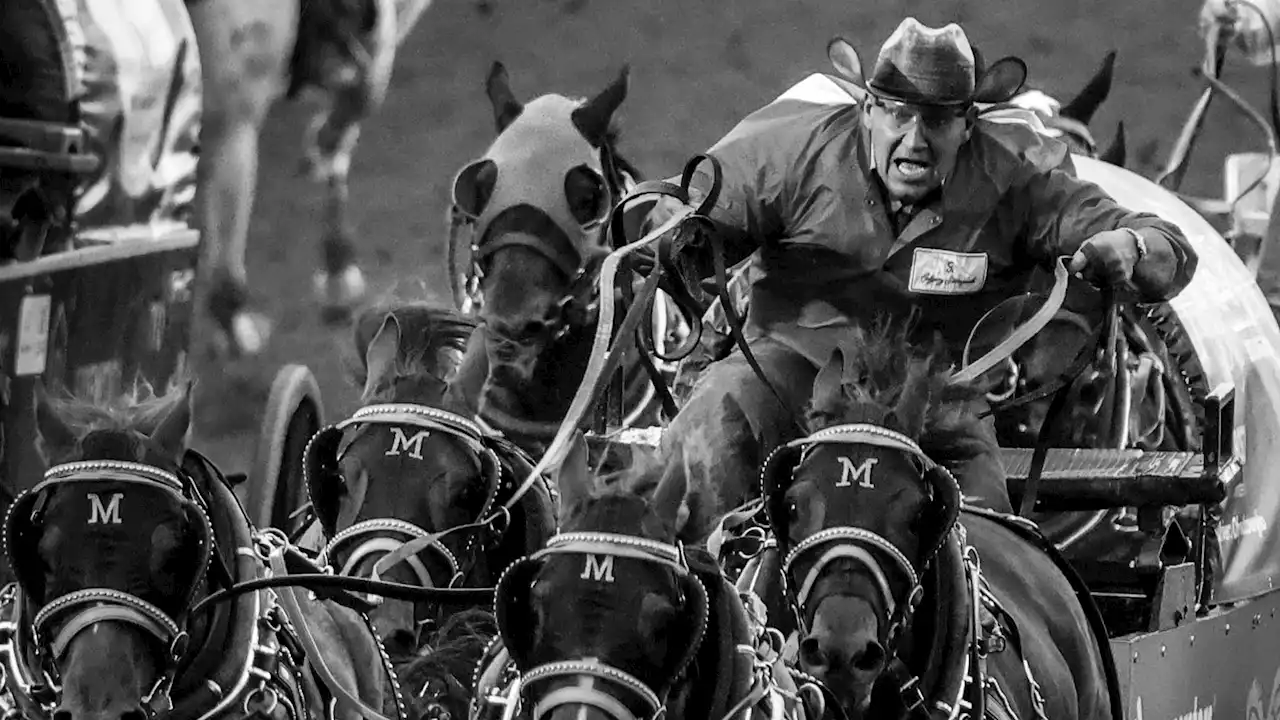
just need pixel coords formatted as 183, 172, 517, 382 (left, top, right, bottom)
348, 299, 479, 404
38, 376, 190, 440
561, 443, 720, 544
804, 319, 997, 468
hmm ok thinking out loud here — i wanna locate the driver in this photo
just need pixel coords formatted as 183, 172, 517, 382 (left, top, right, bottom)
649, 18, 1198, 515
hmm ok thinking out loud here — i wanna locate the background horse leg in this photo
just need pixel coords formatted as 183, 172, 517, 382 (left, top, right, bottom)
188, 0, 299, 356
303, 95, 368, 324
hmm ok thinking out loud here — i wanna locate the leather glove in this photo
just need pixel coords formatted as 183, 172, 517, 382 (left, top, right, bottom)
1068, 228, 1144, 287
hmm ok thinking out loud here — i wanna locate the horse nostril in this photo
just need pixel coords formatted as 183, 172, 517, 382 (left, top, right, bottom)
120, 709, 148, 720
798, 636, 828, 671
384, 629, 417, 657
53, 711, 72, 720
853, 640, 886, 673
520, 320, 548, 339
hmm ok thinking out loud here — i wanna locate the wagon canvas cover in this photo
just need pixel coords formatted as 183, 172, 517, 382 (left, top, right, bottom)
768, 75, 1280, 604
1077, 155, 1280, 604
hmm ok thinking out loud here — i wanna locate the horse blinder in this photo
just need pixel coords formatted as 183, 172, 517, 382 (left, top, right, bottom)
759, 444, 805, 552
304, 425, 348, 536
494, 557, 543, 669
4, 489, 50, 605
918, 464, 962, 564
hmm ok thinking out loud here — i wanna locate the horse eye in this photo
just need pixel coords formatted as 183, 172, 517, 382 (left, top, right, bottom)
564, 165, 606, 226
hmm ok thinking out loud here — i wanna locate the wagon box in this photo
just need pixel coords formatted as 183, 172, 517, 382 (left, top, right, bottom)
0, 226, 198, 506
1111, 587, 1280, 720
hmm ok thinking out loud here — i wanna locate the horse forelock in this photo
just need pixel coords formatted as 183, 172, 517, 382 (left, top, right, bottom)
350, 302, 478, 404
805, 319, 996, 467
45, 379, 187, 437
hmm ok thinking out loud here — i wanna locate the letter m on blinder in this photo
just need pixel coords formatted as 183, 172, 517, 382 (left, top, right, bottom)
580, 554, 616, 582
87, 492, 124, 524
386, 428, 430, 460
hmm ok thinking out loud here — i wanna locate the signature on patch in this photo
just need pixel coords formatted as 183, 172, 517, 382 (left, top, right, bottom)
918, 267, 980, 288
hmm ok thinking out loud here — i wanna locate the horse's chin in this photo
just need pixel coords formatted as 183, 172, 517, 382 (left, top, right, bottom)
56, 623, 159, 720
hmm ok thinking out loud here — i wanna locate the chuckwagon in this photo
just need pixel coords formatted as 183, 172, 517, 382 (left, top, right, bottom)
0, 0, 202, 560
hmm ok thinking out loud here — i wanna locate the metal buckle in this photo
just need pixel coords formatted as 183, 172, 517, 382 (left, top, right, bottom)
900, 674, 926, 712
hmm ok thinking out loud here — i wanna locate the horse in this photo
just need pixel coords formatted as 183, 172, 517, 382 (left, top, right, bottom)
1, 379, 405, 720
469, 432, 822, 720
754, 320, 1117, 720
301, 303, 556, 664
186, 0, 434, 356
444, 63, 692, 455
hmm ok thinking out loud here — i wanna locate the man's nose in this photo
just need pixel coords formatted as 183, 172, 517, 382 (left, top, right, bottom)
900, 120, 928, 149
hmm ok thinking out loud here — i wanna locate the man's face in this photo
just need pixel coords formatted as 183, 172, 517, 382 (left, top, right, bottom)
864, 94, 972, 205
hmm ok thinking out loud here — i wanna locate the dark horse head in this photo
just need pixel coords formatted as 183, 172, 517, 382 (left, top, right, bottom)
758, 322, 981, 718
446, 62, 649, 448
5, 381, 213, 720
304, 302, 556, 658
487, 433, 794, 720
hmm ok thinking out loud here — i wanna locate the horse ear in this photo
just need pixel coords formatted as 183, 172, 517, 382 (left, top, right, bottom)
1100, 121, 1127, 167
554, 431, 594, 517
1059, 50, 1116, 124
571, 65, 629, 148
151, 383, 194, 461
485, 61, 524, 132
33, 383, 76, 463
973, 57, 1027, 104
812, 348, 846, 411
362, 314, 401, 399
827, 37, 866, 86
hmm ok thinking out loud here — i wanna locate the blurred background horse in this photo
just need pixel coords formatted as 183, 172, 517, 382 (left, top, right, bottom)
187, 0, 435, 357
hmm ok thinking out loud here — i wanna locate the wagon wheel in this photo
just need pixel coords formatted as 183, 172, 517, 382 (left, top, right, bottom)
247, 364, 325, 535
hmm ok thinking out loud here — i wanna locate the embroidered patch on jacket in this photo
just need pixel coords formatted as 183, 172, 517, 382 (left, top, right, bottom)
908, 248, 988, 295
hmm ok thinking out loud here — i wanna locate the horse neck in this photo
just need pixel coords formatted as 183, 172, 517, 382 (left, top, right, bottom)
668, 564, 754, 720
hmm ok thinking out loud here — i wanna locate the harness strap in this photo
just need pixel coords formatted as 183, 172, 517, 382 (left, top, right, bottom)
954, 256, 1072, 385
266, 550, 398, 720
625, 158, 806, 434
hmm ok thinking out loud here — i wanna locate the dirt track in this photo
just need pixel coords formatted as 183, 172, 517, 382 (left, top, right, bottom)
190, 0, 1275, 473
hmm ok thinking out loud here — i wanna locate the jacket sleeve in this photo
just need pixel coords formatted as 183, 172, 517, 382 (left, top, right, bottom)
1019, 153, 1198, 303
636, 102, 808, 279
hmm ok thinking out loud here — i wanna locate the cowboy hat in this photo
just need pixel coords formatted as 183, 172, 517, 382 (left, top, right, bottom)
827, 18, 1027, 107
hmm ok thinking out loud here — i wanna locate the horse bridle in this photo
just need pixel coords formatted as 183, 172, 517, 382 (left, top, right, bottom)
763, 424, 961, 655
307, 403, 514, 598
448, 142, 624, 340
2, 461, 215, 714
494, 532, 709, 720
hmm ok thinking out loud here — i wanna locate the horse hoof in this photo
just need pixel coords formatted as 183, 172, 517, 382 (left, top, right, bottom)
313, 266, 366, 325
228, 311, 273, 356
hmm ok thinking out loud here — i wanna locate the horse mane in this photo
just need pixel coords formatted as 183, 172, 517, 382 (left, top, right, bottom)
568, 444, 719, 545
346, 292, 479, 404
39, 374, 191, 440
398, 609, 497, 714
601, 124, 643, 183
804, 318, 996, 469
